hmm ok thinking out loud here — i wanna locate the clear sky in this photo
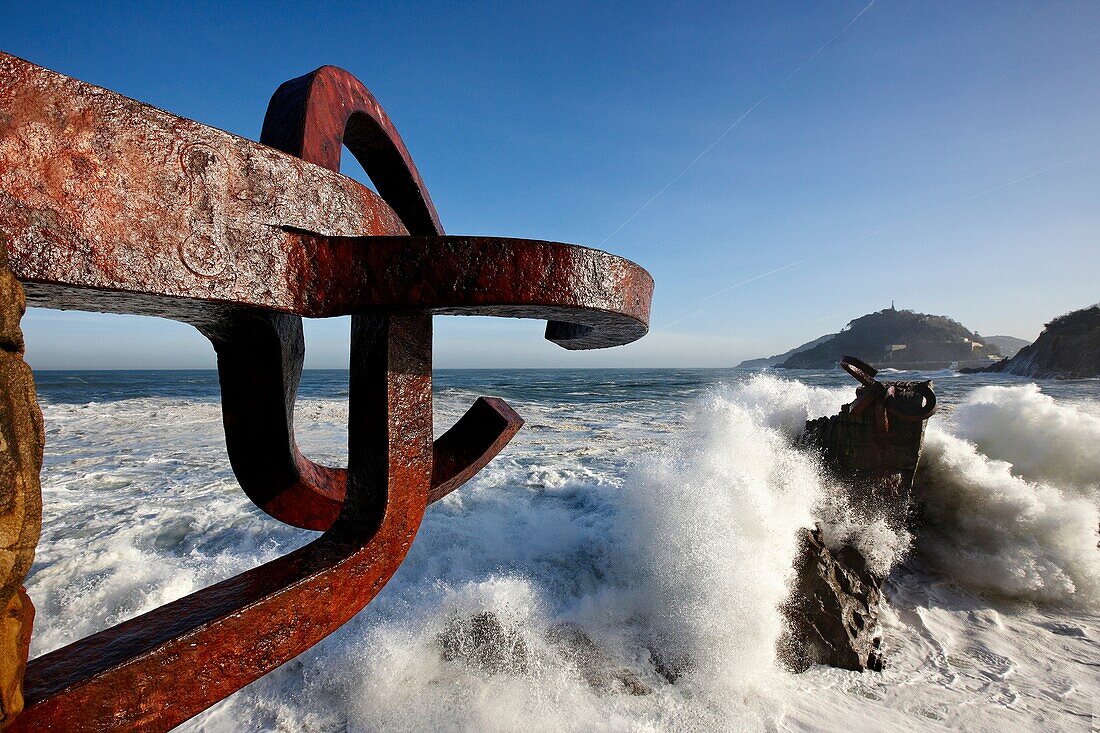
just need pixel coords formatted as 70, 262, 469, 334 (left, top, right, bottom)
4, 1, 1098, 368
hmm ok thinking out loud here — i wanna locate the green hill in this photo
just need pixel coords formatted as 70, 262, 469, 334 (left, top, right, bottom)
779, 308, 1002, 370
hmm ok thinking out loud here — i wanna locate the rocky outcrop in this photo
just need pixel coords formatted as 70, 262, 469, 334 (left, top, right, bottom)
782, 365, 932, 673
781, 528, 883, 672
778, 308, 1000, 370
437, 613, 651, 695
977, 305, 1100, 379
0, 245, 42, 726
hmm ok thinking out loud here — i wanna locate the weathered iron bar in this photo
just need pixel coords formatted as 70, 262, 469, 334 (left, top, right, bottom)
0, 51, 653, 731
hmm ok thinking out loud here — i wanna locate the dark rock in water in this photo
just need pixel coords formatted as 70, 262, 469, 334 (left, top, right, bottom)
646, 643, 694, 684
437, 613, 651, 695
781, 527, 883, 673
801, 379, 930, 528
547, 623, 652, 695
783, 360, 932, 672
437, 612, 531, 675
972, 305, 1100, 379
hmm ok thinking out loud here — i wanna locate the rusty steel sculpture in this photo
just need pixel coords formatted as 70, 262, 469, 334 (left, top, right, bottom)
839, 356, 936, 433
0, 52, 652, 730
800, 355, 936, 529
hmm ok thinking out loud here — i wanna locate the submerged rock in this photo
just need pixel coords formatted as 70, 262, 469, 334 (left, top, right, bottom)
546, 623, 651, 696
437, 612, 531, 675
437, 613, 651, 695
646, 643, 694, 685
780, 527, 883, 672
783, 360, 932, 672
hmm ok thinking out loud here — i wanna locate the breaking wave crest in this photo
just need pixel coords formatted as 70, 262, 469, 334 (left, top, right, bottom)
26, 373, 1099, 731
202, 377, 845, 731
915, 385, 1100, 607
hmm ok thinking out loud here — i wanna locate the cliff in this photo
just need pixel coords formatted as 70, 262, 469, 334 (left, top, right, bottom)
778, 308, 1001, 370
979, 305, 1100, 379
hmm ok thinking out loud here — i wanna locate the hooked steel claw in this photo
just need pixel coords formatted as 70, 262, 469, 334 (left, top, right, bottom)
0, 53, 652, 731
841, 355, 937, 432
208, 65, 523, 530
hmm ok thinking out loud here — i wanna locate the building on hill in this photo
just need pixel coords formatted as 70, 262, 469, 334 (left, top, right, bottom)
777, 308, 1003, 370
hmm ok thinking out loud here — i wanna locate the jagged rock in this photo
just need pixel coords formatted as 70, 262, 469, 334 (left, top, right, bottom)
437, 611, 531, 675
801, 379, 929, 528
784, 370, 931, 673
781, 528, 883, 672
546, 623, 651, 696
975, 305, 1100, 379
0, 245, 41, 726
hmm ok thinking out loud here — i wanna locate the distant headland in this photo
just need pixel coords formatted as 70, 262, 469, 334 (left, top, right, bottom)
965, 304, 1100, 379
739, 306, 1023, 371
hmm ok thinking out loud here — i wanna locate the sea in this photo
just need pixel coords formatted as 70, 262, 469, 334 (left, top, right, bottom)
26, 368, 1100, 732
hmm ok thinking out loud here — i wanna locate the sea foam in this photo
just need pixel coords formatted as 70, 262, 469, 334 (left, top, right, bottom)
24, 373, 1100, 731
915, 385, 1100, 607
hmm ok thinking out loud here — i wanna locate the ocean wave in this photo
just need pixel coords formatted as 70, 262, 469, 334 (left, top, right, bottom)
914, 385, 1100, 607
23, 372, 1099, 731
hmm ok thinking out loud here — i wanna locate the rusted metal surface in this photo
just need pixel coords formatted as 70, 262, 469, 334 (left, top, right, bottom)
841, 355, 936, 433
802, 356, 936, 527
210, 65, 520, 530
0, 53, 651, 341
0, 51, 653, 731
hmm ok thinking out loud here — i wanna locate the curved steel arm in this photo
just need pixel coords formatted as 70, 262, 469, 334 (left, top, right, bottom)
13, 314, 434, 732
261, 65, 443, 236
0, 54, 655, 731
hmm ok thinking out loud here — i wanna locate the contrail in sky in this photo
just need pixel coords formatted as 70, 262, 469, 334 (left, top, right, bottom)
841, 149, 1099, 247
657, 260, 804, 329
599, 0, 878, 246
657, 149, 1095, 332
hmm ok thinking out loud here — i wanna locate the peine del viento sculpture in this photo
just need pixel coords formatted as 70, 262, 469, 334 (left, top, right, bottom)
0, 52, 652, 730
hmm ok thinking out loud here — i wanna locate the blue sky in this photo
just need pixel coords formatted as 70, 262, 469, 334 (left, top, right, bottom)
4, 1, 1098, 368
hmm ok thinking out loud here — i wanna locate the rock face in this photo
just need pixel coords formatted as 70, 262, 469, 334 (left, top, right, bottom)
0, 245, 42, 726
437, 613, 651, 695
782, 371, 932, 672
978, 305, 1100, 379
778, 308, 1000, 370
781, 528, 883, 672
